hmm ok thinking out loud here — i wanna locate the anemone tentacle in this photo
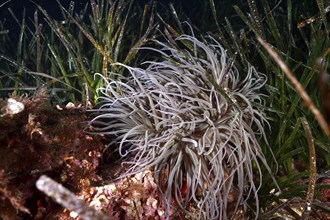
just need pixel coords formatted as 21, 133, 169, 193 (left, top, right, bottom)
89, 34, 274, 219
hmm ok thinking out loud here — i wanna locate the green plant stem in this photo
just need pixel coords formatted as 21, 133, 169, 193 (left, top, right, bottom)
301, 117, 316, 220
257, 36, 330, 138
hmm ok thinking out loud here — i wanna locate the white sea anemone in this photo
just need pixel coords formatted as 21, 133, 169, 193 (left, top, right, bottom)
89, 34, 274, 219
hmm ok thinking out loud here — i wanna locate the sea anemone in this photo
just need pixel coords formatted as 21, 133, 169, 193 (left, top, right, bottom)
89, 33, 273, 219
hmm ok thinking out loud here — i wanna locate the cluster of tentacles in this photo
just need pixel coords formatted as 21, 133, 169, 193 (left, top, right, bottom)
89, 34, 272, 219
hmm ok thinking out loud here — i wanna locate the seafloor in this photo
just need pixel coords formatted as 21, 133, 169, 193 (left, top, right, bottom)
0, 92, 172, 219
0, 93, 329, 219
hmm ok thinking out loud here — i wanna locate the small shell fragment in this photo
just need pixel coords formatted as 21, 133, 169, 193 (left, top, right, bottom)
65, 102, 76, 109
56, 105, 64, 111
7, 98, 24, 114
1, 98, 25, 117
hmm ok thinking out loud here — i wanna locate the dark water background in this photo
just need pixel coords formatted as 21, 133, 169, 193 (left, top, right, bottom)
0, 0, 205, 37
0, 0, 176, 21
0, 0, 322, 31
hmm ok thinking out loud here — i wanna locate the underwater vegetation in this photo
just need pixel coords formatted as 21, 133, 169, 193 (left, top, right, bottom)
0, 0, 154, 102
0, 0, 330, 219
